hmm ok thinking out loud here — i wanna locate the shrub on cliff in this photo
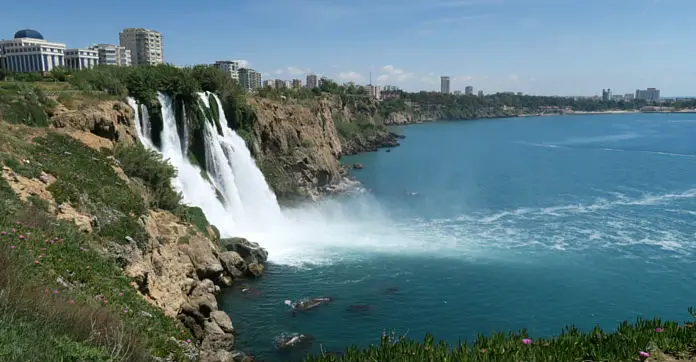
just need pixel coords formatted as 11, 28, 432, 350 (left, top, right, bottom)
115, 143, 182, 211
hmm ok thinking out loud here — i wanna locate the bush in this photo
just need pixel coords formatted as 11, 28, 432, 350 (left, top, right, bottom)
115, 143, 182, 211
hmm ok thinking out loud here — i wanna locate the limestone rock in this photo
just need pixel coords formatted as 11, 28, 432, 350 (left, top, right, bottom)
211, 311, 235, 334
219, 251, 246, 278
247, 263, 264, 277
51, 100, 137, 145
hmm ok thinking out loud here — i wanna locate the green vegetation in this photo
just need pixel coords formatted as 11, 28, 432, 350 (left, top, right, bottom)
0, 126, 193, 360
115, 143, 182, 211
305, 316, 696, 361
0, 83, 56, 126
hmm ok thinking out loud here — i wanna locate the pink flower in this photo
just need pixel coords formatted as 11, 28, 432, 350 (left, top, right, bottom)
1, 231, 6, 235
123, 308, 129, 313
68, 300, 75, 304
53, 290, 59, 294
640, 351, 649, 358
522, 338, 532, 345
118, 292, 124, 296
186, 339, 191, 344
10, 245, 15, 249
655, 327, 663, 333
12, 228, 16, 233
34, 260, 39, 265
19, 235, 24, 239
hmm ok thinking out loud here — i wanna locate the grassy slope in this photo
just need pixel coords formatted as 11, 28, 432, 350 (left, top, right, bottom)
0, 123, 193, 361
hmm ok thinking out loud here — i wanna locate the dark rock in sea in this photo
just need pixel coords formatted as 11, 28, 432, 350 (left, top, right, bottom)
386, 149, 391, 152
352, 163, 364, 170
384, 287, 399, 294
220, 237, 268, 264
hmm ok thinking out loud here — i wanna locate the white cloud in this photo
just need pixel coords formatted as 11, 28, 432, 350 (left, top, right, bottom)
338, 71, 364, 81
380, 65, 414, 81
274, 69, 284, 75
286, 66, 307, 75
376, 74, 390, 82
509, 74, 520, 81
236, 59, 250, 68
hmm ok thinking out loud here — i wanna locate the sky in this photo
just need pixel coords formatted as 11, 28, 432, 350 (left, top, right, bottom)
2, 0, 695, 96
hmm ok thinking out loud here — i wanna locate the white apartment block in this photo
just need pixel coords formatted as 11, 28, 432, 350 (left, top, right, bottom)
119, 28, 163, 65
65, 48, 99, 70
364, 84, 381, 100
0, 29, 66, 73
239, 68, 261, 92
306, 74, 318, 89
262, 80, 275, 88
89, 44, 131, 66
213, 60, 239, 80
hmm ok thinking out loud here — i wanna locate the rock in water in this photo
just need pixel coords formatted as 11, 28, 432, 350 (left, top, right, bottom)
219, 238, 268, 264
352, 163, 364, 170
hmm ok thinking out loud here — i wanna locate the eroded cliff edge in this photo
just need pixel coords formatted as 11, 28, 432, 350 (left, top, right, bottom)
244, 95, 401, 201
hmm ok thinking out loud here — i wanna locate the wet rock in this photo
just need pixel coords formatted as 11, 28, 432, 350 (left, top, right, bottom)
218, 251, 246, 278
352, 163, 364, 170
219, 238, 268, 264
247, 263, 264, 277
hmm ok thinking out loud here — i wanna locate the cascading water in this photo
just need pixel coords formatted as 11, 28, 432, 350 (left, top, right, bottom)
127, 91, 401, 265
196, 92, 282, 229
153, 92, 237, 236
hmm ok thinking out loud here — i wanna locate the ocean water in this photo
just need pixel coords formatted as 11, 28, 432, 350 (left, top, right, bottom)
220, 113, 696, 361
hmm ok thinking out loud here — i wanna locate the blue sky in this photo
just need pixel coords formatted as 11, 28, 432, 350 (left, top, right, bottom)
3, 0, 695, 96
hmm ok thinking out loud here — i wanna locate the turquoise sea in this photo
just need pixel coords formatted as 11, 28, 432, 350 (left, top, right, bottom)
221, 113, 696, 361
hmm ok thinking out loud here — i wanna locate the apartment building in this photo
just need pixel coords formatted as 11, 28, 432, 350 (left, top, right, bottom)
89, 44, 131, 66
119, 28, 163, 65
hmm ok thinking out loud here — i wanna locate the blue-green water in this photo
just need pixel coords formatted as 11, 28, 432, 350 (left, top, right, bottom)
222, 114, 696, 361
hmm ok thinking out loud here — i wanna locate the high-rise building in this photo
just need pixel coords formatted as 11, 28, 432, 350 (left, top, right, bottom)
238, 68, 261, 92
440, 76, 450, 94
291, 79, 302, 88
624, 93, 635, 101
262, 79, 275, 88
274, 79, 286, 89
0, 29, 66, 73
635, 88, 660, 102
478, 90, 484, 97
364, 84, 381, 100
212, 60, 239, 80
306, 74, 318, 89
602, 88, 612, 101
119, 28, 163, 65
88, 44, 131, 66
465, 86, 474, 95
64, 48, 99, 70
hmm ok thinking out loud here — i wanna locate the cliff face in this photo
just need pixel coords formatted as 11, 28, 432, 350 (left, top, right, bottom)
246, 95, 400, 200
0, 97, 264, 361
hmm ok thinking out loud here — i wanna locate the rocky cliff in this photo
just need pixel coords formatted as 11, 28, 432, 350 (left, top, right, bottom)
246, 95, 401, 201
0, 96, 264, 361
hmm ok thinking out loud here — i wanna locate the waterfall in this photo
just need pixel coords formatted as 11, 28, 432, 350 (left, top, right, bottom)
153, 92, 237, 236
197, 92, 283, 229
128, 92, 283, 241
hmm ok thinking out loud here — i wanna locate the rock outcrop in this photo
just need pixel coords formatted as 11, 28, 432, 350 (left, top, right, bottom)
247, 96, 401, 200
51, 100, 138, 144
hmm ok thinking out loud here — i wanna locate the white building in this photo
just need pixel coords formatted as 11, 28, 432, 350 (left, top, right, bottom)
306, 74, 318, 89
89, 44, 131, 66
465, 86, 474, 95
239, 68, 261, 92
440, 76, 451, 94
213, 60, 239, 80
364, 84, 381, 100
119, 28, 163, 65
262, 79, 275, 88
0, 29, 66, 73
64, 48, 99, 70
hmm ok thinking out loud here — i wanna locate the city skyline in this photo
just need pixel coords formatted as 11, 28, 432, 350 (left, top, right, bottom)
2, 0, 694, 96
